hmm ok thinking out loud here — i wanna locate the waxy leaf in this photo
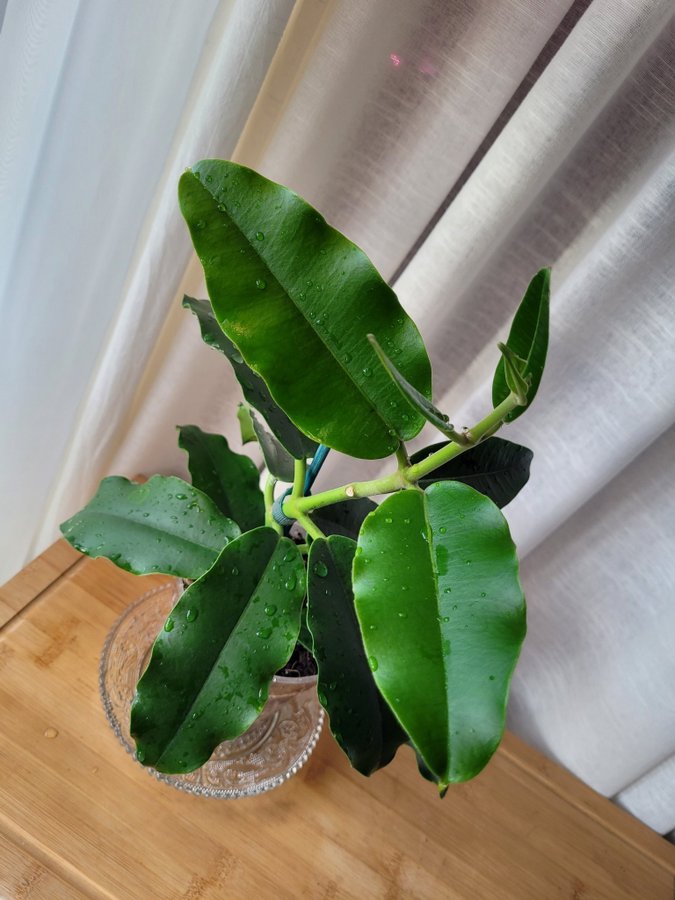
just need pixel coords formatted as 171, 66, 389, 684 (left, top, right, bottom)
352, 482, 526, 789
497, 342, 529, 405
179, 161, 432, 459
177, 424, 264, 531
493, 268, 550, 422
60, 475, 240, 579
298, 606, 314, 653
183, 296, 317, 460
250, 409, 295, 482
307, 537, 406, 775
368, 334, 464, 444
312, 497, 377, 540
413, 745, 448, 798
131, 528, 305, 773
409, 437, 533, 508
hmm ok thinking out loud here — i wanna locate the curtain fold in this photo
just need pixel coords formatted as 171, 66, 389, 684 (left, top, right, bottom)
24, 0, 296, 559
3, 0, 674, 835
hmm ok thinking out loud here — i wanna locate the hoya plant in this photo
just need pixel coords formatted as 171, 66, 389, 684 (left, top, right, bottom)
61, 160, 549, 794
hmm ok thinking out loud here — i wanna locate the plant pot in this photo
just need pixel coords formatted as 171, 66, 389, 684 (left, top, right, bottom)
100, 580, 323, 798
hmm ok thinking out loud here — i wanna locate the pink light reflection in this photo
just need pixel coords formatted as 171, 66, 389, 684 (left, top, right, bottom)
389, 53, 401, 67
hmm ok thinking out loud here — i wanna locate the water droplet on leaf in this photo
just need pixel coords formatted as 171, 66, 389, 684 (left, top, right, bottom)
313, 561, 328, 578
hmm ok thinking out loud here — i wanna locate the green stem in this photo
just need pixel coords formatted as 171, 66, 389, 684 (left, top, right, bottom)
395, 442, 411, 471
264, 473, 282, 535
285, 458, 326, 540
285, 393, 521, 516
291, 458, 306, 501
294, 511, 325, 542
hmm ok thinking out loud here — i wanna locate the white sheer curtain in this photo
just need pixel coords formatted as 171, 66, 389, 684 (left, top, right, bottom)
3, 0, 675, 834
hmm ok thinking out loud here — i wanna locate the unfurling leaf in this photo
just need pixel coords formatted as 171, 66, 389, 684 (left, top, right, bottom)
131, 528, 305, 773
236, 403, 257, 444
368, 334, 466, 444
497, 343, 529, 406
60, 475, 240, 579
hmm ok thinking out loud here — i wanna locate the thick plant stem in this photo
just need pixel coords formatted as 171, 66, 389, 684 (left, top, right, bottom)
287, 458, 326, 540
284, 393, 522, 518
264, 474, 282, 535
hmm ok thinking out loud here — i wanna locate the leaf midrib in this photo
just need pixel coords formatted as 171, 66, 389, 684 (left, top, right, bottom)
195, 173, 396, 441
82, 508, 230, 555
420, 491, 451, 772
155, 535, 286, 766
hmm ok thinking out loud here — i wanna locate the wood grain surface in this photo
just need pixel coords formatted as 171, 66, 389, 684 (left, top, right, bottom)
0, 540, 673, 899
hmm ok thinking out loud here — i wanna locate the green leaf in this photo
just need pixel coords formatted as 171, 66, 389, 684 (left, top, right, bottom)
312, 497, 377, 539
409, 437, 533, 508
130, 528, 305, 773
298, 605, 314, 653
368, 334, 465, 444
236, 403, 256, 444
250, 409, 296, 482
352, 482, 526, 789
492, 268, 550, 422
307, 537, 406, 775
183, 295, 317, 460
177, 425, 264, 532
497, 343, 529, 406
412, 744, 449, 798
179, 161, 432, 459
60, 476, 240, 579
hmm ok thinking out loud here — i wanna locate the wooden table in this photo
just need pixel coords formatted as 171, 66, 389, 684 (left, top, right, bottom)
1, 541, 674, 899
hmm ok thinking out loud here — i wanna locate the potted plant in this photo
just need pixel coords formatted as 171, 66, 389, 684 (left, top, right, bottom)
61, 160, 549, 796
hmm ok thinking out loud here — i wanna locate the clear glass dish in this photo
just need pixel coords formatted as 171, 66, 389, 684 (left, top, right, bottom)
99, 580, 323, 798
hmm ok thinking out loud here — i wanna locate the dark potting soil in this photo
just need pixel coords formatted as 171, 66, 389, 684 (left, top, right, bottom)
276, 644, 317, 678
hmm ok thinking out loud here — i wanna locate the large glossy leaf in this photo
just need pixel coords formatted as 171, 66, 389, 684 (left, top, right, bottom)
60, 476, 240, 579
493, 268, 550, 422
409, 437, 533, 508
312, 497, 377, 539
130, 528, 305, 773
178, 160, 432, 459
352, 482, 526, 789
177, 424, 264, 531
183, 296, 317, 459
307, 537, 406, 775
